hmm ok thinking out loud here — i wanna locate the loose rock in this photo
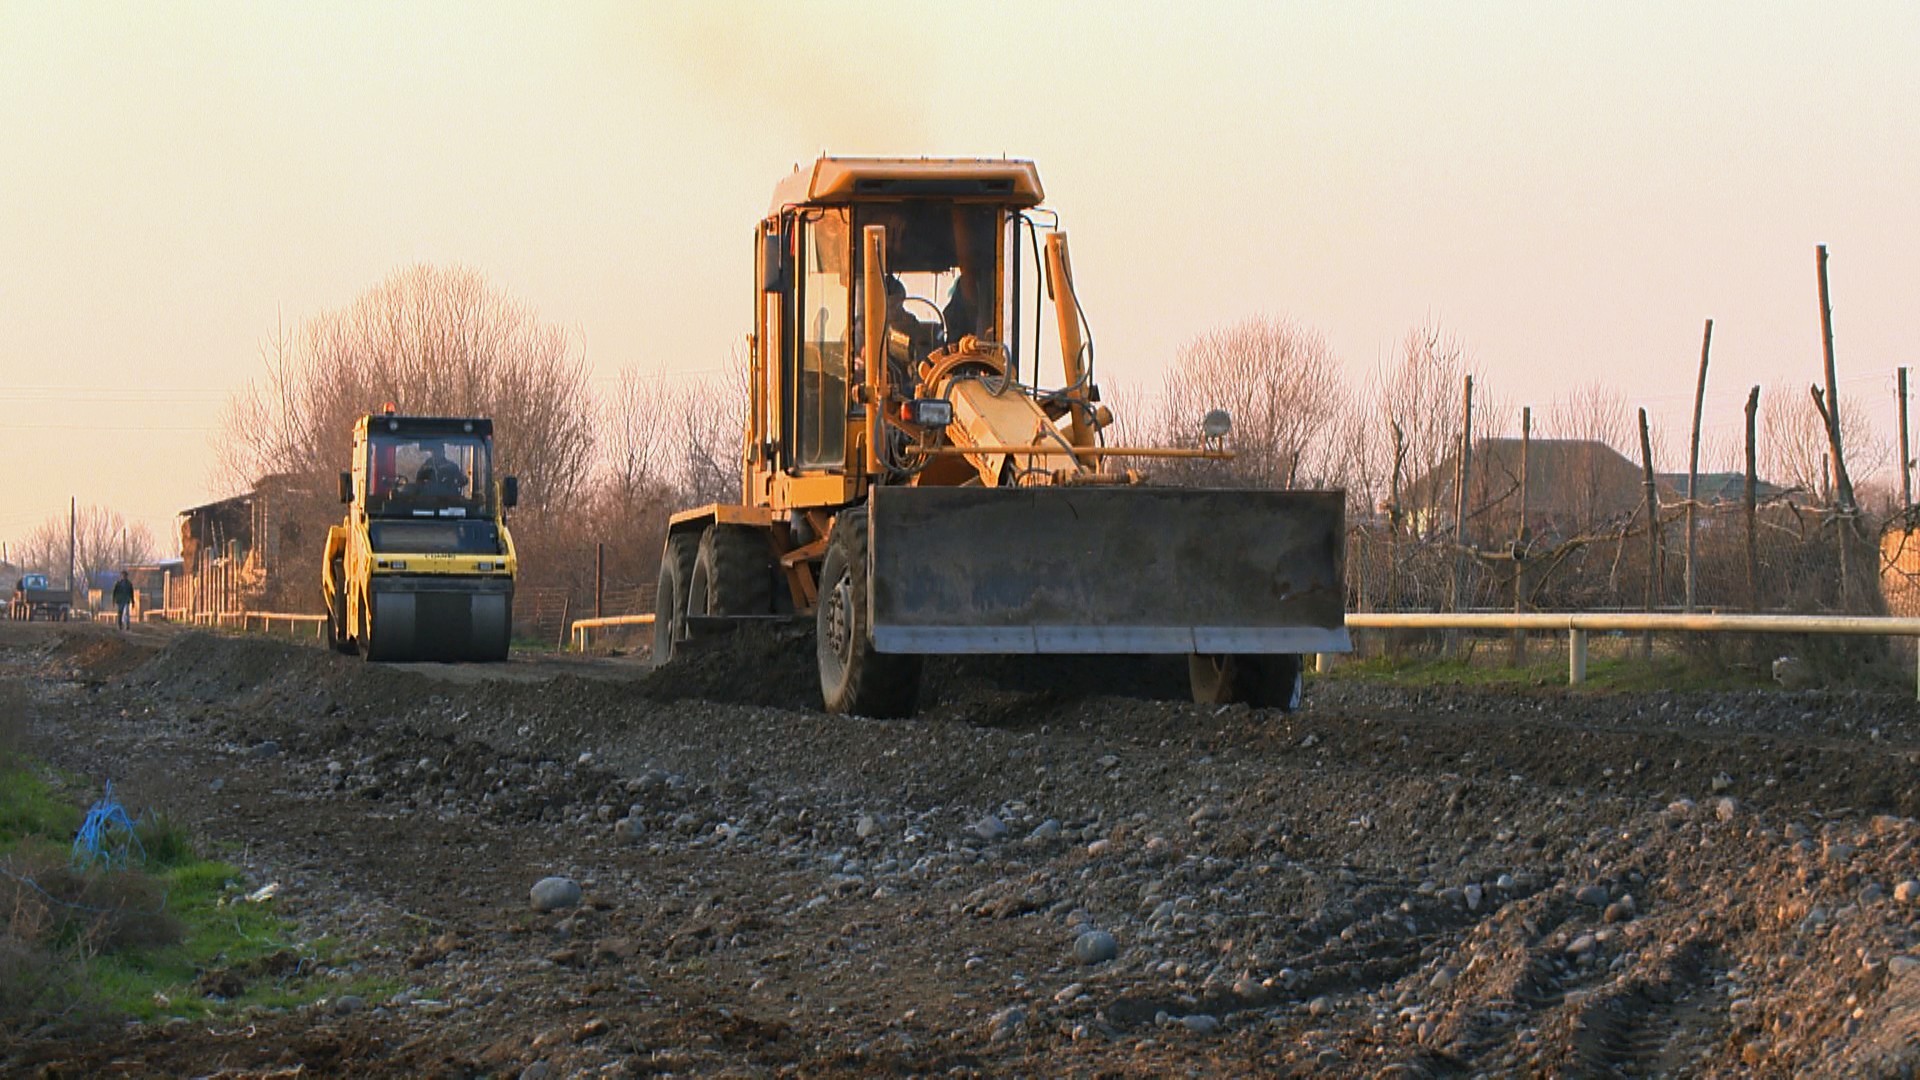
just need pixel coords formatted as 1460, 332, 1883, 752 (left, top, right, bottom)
1074, 929, 1119, 965
530, 877, 582, 912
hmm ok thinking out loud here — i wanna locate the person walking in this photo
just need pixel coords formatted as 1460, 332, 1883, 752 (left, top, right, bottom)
111, 571, 134, 631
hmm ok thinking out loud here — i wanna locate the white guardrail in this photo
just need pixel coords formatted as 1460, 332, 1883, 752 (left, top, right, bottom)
564, 610, 1920, 699
1342, 612, 1920, 699
137, 609, 326, 639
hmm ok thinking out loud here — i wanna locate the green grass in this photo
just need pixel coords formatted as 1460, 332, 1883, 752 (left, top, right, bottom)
85, 860, 312, 1020
0, 765, 81, 855
1, 760, 358, 1025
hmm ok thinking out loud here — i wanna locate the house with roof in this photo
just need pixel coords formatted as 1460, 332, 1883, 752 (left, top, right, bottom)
1399, 438, 1647, 540
176, 473, 331, 616
1654, 472, 1788, 506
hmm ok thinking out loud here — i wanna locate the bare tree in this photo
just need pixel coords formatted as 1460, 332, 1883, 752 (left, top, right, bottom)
1544, 381, 1630, 451
1543, 381, 1633, 532
1378, 322, 1473, 535
220, 265, 595, 511
672, 348, 749, 508
9, 506, 155, 587
1149, 315, 1350, 489
563, 368, 686, 607
1327, 366, 1392, 521
601, 369, 680, 513
1760, 383, 1889, 499
219, 265, 598, 594
1093, 375, 1151, 452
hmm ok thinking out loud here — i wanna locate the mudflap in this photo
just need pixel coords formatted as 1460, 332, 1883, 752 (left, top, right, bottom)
366, 576, 514, 662
867, 485, 1351, 655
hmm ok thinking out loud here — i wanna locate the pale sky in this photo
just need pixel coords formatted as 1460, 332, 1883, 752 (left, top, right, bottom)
2, 2, 1916, 554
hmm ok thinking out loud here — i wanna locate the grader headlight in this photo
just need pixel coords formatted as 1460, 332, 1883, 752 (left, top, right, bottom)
904, 399, 954, 428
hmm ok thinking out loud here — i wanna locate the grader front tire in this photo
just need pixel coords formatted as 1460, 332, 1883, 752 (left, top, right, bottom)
816, 507, 921, 718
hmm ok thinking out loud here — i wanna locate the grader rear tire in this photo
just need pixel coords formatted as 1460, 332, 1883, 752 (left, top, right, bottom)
690, 525, 774, 617
651, 532, 700, 666
817, 506, 920, 717
1189, 653, 1303, 711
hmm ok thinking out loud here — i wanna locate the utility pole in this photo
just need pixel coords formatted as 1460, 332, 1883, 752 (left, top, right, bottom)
68, 497, 76, 597
1901, 366, 1912, 510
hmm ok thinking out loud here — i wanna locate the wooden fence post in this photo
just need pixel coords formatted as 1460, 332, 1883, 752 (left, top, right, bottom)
1744, 386, 1761, 611
1387, 422, 1404, 659
1638, 408, 1661, 660
1512, 406, 1530, 665
1685, 318, 1712, 612
1448, 375, 1473, 657
1814, 245, 1856, 511
1388, 424, 1403, 592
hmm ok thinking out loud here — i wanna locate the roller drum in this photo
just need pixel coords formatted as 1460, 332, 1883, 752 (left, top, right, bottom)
366, 576, 513, 662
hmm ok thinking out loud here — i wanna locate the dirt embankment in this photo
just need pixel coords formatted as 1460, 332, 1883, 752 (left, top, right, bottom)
6, 620, 1920, 1077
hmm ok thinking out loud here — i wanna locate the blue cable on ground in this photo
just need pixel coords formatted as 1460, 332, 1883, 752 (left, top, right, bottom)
72, 779, 145, 870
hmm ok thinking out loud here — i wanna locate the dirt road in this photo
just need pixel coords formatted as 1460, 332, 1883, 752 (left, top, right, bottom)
6, 620, 1920, 1076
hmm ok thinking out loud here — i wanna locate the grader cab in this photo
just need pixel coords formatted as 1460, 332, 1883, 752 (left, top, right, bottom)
654, 157, 1349, 715
321, 411, 519, 662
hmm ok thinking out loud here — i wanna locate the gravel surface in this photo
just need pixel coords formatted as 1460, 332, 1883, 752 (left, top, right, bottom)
6, 620, 1920, 1077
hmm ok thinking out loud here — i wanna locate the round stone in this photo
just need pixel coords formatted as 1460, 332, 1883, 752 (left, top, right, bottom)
530, 876, 582, 912
1073, 930, 1119, 965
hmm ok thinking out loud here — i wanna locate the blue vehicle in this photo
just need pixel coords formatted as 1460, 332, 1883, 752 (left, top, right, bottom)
10, 573, 71, 621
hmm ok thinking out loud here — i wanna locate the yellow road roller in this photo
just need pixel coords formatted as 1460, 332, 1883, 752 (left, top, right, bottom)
322, 410, 519, 661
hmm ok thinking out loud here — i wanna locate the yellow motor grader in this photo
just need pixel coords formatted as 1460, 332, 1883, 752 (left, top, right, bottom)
655, 157, 1349, 715
322, 410, 519, 661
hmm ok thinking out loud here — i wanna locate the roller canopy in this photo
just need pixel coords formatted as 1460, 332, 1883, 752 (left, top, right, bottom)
866, 486, 1351, 655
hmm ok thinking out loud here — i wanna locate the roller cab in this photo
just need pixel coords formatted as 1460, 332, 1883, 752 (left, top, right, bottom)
322, 411, 519, 662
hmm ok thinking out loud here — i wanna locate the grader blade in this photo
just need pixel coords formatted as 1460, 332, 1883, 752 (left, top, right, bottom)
867, 486, 1350, 655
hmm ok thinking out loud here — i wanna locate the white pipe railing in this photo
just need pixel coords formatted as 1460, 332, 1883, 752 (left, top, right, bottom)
134, 608, 325, 640
1341, 612, 1920, 698
570, 613, 654, 652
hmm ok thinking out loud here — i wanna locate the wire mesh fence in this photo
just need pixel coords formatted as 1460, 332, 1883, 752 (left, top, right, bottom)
1350, 494, 1905, 617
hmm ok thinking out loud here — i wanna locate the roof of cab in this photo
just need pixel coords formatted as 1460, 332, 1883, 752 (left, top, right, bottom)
768, 157, 1044, 215
356, 414, 494, 437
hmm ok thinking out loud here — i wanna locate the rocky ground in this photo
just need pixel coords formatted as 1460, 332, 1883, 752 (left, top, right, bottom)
4, 619, 1920, 1077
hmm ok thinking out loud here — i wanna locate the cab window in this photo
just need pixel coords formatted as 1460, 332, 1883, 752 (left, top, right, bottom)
795, 209, 850, 470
